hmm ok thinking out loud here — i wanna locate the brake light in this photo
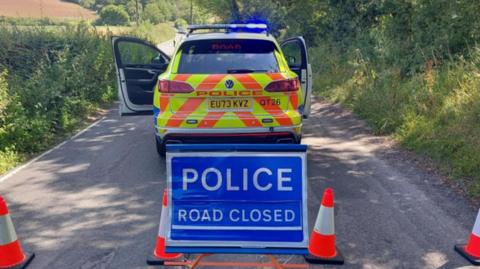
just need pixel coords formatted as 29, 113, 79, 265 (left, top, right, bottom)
265, 79, 300, 92
158, 80, 194, 93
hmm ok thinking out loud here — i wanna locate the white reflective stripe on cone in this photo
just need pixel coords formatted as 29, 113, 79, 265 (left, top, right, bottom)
158, 205, 167, 238
314, 206, 334, 235
0, 215, 18, 245
472, 209, 480, 237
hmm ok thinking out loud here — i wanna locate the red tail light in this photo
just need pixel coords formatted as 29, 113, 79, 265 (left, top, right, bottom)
265, 78, 300, 92
158, 80, 194, 93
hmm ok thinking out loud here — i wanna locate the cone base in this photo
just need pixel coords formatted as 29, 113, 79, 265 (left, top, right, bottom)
1, 252, 35, 269
146, 253, 183, 266
304, 247, 344, 265
455, 244, 480, 265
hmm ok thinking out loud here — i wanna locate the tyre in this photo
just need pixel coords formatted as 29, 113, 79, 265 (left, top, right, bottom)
155, 136, 166, 157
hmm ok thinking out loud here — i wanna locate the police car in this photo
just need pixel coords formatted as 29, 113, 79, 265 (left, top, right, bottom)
112, 24, 312, 155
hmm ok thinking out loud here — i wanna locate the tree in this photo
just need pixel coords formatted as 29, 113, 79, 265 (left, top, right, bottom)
194, 0, 287, 35
142, 3, 163, 24
97, 4, 130, 25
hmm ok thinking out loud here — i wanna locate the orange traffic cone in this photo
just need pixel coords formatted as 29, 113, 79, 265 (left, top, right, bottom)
455, 209, 480, 265
0, 196, 34, 269
147, 189, 183, 265
304, 188, 344, 264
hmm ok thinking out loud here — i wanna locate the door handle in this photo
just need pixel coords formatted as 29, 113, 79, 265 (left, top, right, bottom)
146, 70, 157, 75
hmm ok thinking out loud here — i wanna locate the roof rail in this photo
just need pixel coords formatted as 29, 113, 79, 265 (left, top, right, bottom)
187, 24, 269, 35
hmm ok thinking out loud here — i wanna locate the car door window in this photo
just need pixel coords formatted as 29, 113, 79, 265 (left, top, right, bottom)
117, 41, 167, 66
112, 37, 170, 115
282, 42, 302, 67
280, 37, 312, 118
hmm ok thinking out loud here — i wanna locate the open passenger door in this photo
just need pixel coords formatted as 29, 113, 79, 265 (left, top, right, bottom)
112, 37, 170, 115
280, 37, 312, 118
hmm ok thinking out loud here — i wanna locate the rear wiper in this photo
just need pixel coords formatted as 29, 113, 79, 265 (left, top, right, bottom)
227, 69, 268, 74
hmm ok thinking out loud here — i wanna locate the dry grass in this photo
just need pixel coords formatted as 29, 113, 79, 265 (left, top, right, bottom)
0, 0, 96, 20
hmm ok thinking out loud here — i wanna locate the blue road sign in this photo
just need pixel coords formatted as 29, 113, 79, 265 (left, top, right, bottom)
166, 144, 308, 249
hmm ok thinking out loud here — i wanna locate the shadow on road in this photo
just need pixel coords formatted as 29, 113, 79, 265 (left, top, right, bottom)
1, 100, 478, 269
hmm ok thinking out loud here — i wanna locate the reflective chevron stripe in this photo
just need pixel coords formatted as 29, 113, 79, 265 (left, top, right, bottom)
165, 98, 204, 127
157, 72, 302, 132
158, 190, 168, 238
197, 74, 225, 90
472, 209, 480, 237
0, 215, 17, 245
267, 73, 285, 81
313, 206, 335, 235
199, 112, 225, 128
173, 74, 191, 81
234, 112, 263, 127
235, 74, 263, 90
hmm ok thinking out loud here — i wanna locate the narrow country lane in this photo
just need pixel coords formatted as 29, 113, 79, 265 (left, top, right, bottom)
0, 36, 478, 269
0, 100, 477, 268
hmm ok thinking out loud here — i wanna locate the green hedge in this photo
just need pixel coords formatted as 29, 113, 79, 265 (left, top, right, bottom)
0, 23, 116, 173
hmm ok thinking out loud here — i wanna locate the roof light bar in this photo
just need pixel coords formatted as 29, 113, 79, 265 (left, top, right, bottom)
187, 24, 269, 35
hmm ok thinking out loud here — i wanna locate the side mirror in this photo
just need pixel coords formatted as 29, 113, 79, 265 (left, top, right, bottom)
151, 55, 166, 65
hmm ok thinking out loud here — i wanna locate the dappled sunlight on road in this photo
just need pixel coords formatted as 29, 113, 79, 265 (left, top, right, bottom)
302, 99, 476, 269
1, 109, 167, 268
0, 100, 477, 268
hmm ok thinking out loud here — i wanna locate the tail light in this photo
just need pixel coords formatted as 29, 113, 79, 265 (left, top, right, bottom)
158, 80, 194, 93
265, 78, 300, 92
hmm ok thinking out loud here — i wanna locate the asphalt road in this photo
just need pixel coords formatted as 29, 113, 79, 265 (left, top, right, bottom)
0, 99, 478, 269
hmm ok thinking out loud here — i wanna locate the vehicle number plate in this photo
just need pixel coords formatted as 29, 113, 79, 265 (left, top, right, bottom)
208, 98, 252, 111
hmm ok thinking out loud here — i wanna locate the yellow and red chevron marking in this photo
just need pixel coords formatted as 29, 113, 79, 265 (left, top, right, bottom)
173, 74, 191, 81
233, 74, 263, 90
159, 95, 170, 112
199, 111, 225, 128
266, 73, 285, 81
289, 94, 299, 109
254, 96, 294, 126
234, 111, 263, 127
197, 74, 226, 90
155, 71, 302, 131
165, 98, 204, 127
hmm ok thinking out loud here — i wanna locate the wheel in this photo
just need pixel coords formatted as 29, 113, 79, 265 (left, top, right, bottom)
155, 136, 166, 157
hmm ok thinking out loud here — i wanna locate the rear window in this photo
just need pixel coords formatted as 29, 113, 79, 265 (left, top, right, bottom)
176, 39, 279, 74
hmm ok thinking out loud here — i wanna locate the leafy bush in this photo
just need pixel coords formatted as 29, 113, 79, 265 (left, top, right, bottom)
309, 38, 480, 197
256, 0, 480, 198
97, 4, 130, 26
174, 18, 188, 28
142, 1, 176, 24
0, 24, 116, 174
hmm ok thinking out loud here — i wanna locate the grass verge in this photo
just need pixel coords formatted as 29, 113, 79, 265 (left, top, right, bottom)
312, 44, 480, 199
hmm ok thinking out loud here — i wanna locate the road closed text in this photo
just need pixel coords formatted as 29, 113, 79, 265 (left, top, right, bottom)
177, 208, 296, 224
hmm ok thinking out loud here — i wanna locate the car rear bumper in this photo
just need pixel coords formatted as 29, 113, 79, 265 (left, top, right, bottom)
156, 126, 302, 145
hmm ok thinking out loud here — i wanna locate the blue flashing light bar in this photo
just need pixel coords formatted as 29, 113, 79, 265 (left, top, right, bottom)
187, 23, 269, 34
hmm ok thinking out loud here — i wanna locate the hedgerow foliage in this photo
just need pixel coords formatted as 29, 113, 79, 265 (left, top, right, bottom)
0, 23, 116, 171
195, 0, 480, 196
284, 0, 480, 196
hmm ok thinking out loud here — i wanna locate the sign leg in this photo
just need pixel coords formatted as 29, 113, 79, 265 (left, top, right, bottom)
268, 255, 285, 269
190, 254, 209, 269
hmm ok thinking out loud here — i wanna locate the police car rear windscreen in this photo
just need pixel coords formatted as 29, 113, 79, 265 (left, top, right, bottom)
177, 39, 279, 74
